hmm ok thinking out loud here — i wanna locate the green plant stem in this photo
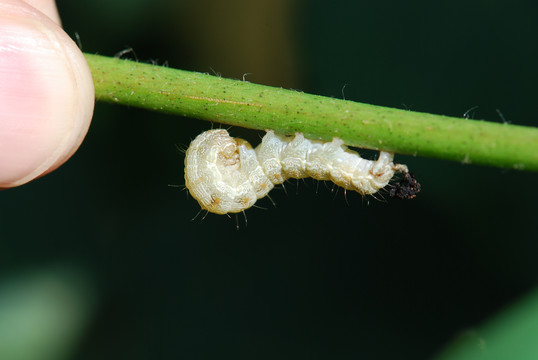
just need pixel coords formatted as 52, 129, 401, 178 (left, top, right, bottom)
85, 53, 538, 172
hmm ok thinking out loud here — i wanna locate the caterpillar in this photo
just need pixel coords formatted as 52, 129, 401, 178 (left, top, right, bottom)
184, 129, 420, 215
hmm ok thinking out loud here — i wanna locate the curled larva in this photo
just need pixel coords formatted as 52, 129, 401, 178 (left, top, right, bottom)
185, 129, 419, 214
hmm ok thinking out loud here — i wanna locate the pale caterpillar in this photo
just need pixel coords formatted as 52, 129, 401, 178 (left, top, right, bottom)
184, 129, 420, 215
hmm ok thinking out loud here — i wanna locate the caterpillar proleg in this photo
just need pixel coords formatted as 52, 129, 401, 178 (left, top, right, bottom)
184, 129, 419, 214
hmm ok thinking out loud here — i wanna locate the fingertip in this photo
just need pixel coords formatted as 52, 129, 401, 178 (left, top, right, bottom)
0, 0, 94, 188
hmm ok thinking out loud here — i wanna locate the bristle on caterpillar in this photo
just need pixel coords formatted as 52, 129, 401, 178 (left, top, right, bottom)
184, 129, 419, 214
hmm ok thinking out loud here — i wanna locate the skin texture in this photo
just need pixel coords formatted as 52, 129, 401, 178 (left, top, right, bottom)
0, 0, 94, 188
185, 129, 410, 215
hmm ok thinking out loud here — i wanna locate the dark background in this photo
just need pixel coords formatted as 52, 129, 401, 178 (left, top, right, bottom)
1, 0, 538, 359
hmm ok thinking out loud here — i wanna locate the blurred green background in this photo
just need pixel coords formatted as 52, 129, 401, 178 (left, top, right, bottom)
1, 0, 538, 359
